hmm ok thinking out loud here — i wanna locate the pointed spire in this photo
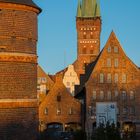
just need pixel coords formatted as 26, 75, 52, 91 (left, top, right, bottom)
77, 0, 101, 18
95, 0, 101, 17
77, 0, 82, 17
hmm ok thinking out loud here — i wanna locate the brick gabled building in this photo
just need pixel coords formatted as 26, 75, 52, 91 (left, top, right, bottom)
75, 31, 140, 136
39, 74, 81, 132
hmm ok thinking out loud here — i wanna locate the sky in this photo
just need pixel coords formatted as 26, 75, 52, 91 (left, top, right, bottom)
34, 0, 140, 74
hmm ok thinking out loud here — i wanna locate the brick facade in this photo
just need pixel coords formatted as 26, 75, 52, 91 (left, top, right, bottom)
0, 1, 41, 140
39, 74, 81, 132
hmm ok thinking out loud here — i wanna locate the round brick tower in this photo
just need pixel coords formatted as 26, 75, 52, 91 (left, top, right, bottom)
0, 0, 41, 139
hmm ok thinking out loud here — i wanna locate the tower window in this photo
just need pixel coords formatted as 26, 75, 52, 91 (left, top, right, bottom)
82, 48, 87, 54
90, 50, 94, 54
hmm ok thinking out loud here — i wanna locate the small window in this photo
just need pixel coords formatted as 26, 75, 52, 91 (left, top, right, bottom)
123, 107, 127, 115
114, 58, 119, 67
90, 50, 94, 54
114, 90, 119, 99
82, 48, 87, 54
122, 91, 127, 100
69, 108, 73, 115
100, 91, 104, 100
38, 78, 41, 84
67, 82, 70, 86
130, 91, 135, 100
107, 73, 112, 83
44, 108, 48, 115
107, 58, 111, 67
93, 91, 96, 100
130, 107, 135, 115
114, 46, 118, 53
42, 78, 47, 83
57, 95, 61, 102
122, 74, 127, 83
57, 108, 61, 115
114, 73, 119, 83
99, 73, 104, 83
107, 91, 112, 100
107, 46, 111, 53
83, 32, 86, 39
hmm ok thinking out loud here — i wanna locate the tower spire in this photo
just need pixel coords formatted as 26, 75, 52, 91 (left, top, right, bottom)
77, 0, 82, 17
95, 0, 101, 17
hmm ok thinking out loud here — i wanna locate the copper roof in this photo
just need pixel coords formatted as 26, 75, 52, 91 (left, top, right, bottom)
0, 0, 41, 12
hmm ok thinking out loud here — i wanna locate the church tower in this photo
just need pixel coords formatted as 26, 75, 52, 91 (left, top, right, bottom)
0, 0, 41, 139
76, 0, 101, 74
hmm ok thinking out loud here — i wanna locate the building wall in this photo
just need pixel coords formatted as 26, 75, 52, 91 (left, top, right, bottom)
63, 65, 80, 96
0, 2, 40, 139
85, 32, 140, 134
39, 75, 81, 132
75, 17, 101, 75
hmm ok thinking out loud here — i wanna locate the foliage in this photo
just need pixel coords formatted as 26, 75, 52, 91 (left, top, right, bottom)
92, 122, 121, 140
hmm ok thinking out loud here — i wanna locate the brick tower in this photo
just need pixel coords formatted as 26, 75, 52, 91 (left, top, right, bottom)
0, 0, 41, 139
76, 0, 101, 74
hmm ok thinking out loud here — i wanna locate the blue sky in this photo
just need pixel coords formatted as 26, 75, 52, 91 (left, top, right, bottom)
35, 0, 140, 74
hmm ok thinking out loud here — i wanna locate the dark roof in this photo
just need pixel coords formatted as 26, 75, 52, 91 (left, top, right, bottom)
0, 0, 41, 12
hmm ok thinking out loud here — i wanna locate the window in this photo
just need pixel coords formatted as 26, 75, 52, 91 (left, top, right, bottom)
130, 91, 135, 100
107, 46, 111, 53
117, 107, 120, 115
107, 73, 112, 83
114, 46, 118, 53
57, 108, 61, 115
72, 82, 75, 86
93, 91, 96, 100
37, 85, 40, 91
90, 32, 93, 39
42, 78, 47, 83
123, 107, 127, 115
122, 91, 127, 100
107, 58, 111, 67
114, 73, 119, 83
82, 48, 87, 54
38, 78, 41, 84
100, 91, 104, 100
69, 108, 73, 115
90, 50, 94, 54
44, 108, 48, 115
40, 85, 46, 93
57, 95, 61, 102
107, 91, 112, 100
83, 32, 86, 39
114, 58, 119, 67
67, 82, 70, 86
130, 107, 135, 115
99, 73, 104, 83
122, 74, 127, 83
114, 90, 119, 99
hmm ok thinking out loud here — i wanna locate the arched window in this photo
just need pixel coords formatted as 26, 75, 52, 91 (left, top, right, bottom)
100, 91, 104, 100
